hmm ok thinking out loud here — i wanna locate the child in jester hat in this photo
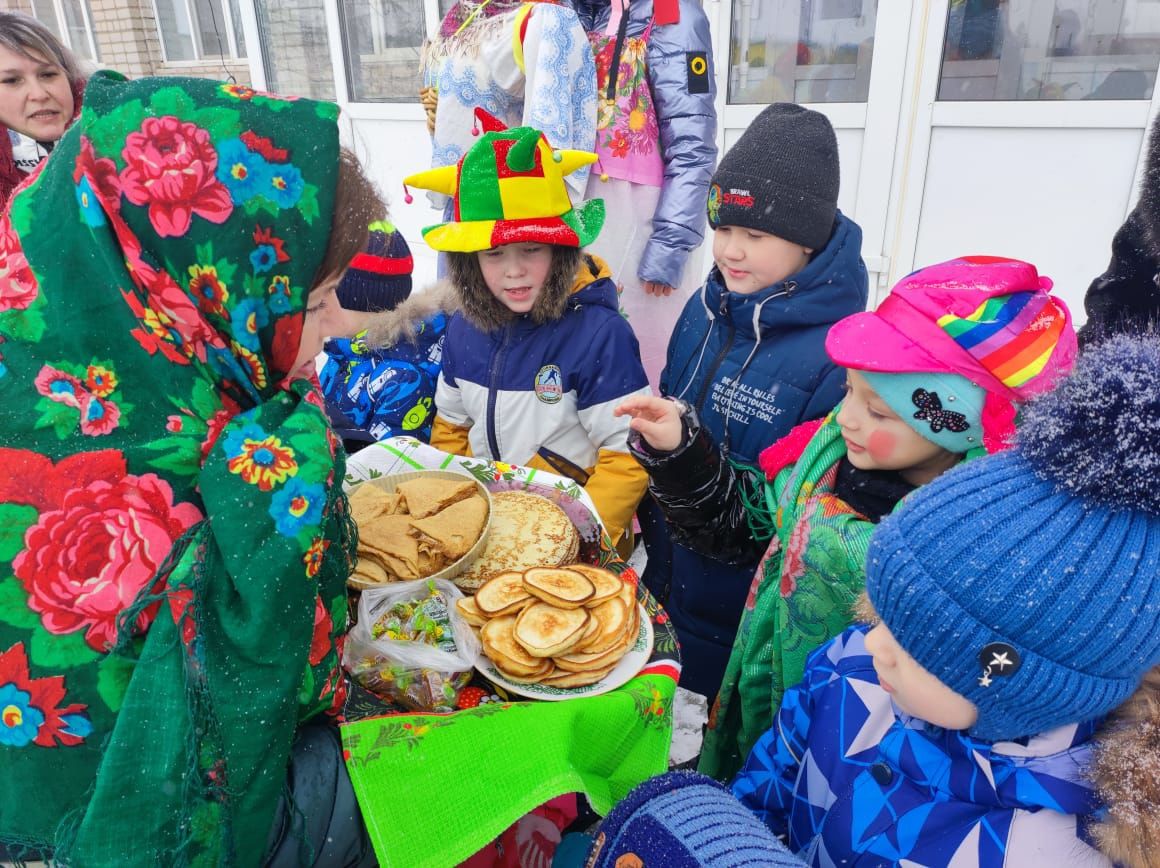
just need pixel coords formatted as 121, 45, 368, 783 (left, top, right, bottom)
615, 256, 1077, 781
405, 108, 650, 555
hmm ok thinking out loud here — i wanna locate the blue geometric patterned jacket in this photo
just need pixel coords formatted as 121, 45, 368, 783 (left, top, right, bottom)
731, 627, 1112, 867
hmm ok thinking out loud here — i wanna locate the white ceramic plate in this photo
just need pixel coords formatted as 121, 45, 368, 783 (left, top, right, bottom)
476, 604, 654, 701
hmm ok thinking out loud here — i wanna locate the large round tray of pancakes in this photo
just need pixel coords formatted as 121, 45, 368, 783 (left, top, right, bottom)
347, 471, 491, 589
454, 491, 580, 592
458, 564, 654, 700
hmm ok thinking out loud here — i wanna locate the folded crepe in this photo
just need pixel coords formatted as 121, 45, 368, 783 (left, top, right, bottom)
408, 495, 488, 560
360, 514, 422, 575
349, 484, 404, 524
397, 477, 478, 519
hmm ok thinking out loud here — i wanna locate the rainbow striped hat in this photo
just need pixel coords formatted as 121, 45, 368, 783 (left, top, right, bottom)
403, 108, 604, 253
826, 256, 1077, 403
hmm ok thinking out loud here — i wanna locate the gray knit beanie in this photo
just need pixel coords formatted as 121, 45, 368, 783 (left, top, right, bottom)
706, 103, 839, 250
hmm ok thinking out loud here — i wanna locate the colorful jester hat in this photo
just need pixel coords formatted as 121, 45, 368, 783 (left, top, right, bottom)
404, 108, 605, 252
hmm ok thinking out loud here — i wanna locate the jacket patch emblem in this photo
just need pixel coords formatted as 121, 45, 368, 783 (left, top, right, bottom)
534, 365, 563, 404
687, 52, 709, 94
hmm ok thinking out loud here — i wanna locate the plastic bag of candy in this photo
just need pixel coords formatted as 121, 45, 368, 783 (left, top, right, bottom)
342, 578, 481, 711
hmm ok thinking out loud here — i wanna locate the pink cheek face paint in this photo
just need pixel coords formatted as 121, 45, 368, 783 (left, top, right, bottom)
867, 430, 896, 463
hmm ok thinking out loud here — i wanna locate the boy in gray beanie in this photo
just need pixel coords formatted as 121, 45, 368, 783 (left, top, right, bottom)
640, 103, 868, 699
591, 334, 1160, 866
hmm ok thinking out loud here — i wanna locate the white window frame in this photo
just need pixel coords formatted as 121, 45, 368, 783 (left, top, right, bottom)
151, 0, 246, 62
34, 0, 99, 61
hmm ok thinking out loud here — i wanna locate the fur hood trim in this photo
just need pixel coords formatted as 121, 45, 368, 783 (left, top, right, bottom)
1090, 665, 1160, 867
447, 248, 610, 333
361, 279, 460, 349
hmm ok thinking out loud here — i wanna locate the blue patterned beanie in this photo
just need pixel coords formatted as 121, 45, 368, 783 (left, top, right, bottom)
865, 335, 1160, 742
585, 771, 803, 867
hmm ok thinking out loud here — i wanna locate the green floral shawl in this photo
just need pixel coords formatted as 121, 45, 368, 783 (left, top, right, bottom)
699, 413, 980, 781
698, 414, 884, 782
0, 72, 354, 865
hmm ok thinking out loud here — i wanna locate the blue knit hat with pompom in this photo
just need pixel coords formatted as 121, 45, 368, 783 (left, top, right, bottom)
865, 334, 1160, 742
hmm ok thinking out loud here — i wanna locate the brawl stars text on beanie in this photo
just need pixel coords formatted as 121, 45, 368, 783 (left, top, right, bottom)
706, 103, 838, 250
865, 335, 1160, 743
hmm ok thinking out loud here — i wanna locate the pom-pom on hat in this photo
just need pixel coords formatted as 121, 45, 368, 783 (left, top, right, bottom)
827, 255, 1078, 452
403, 108, 604, 253
586, 771, 804, 867
865, 335, 1160, 743
336, 220, 413, 313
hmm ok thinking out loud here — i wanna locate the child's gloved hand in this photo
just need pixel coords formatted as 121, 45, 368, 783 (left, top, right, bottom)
614, 395, 684, 452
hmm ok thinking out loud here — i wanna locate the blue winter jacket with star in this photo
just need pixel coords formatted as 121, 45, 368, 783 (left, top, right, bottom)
731, 627, 1110, 866
642, 212, 867, 697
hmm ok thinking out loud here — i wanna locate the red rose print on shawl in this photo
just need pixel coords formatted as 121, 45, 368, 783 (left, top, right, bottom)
119, 116, 233, 238
0, 215, 38, 312
308, 596, 334, 666
7, 448, 203, 651
74, 136, 122, 210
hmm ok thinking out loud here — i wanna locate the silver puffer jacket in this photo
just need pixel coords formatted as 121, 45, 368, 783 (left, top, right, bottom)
569, 0, 719, 288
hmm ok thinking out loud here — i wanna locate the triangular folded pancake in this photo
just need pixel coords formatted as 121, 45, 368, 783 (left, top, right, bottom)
396, 477, 478, 519
409, 496, 488, 560
360, 515, 421, 573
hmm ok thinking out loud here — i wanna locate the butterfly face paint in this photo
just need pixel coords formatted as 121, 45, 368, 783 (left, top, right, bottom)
837, 370, 962, 486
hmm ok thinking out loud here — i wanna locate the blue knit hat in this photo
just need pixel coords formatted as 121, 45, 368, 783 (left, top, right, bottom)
585, 771, 803, 867
865, 335, 1160, 742
861, 371, 987, 453
336, 221, 413, 313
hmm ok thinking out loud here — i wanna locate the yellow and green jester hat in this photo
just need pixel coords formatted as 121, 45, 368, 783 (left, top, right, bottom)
404, 108, 605, 252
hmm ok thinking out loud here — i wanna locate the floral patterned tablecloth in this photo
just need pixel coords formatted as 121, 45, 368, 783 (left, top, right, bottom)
339, 437, 680, 867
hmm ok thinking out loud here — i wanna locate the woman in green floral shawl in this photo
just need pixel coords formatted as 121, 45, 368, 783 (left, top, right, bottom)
0, 71, 380, 865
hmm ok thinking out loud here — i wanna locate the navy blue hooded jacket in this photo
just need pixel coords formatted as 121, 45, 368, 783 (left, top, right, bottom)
645, 211, 867, 698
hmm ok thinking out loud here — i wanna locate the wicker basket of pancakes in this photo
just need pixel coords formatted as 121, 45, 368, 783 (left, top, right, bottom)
456, 563, 640, 689
454, 490, 580, 592
347, 471, 491, 589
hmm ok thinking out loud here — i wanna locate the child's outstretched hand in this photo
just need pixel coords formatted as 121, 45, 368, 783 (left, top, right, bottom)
614, 395, 684, 452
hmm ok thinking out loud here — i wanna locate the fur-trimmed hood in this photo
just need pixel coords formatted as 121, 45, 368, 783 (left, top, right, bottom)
446, 248, 614, 333
1090, 665, 1160, 867
361, 279, 460, 349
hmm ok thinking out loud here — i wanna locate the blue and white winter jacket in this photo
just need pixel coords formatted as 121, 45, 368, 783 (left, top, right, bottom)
645, 212, 867, 697
431, 255, 650, 548
732, 627, 1110, 866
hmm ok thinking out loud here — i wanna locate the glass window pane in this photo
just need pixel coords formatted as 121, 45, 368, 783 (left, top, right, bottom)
437, 0, 456, 17
29, 0, 64, 44
339, 0, 425, 101
256, 0, 336, 101
938, 0, 1160, 101
228, 0, 248, 57
728, 0, 878, 104
192, 0, 231, 57
154, 0, 198, 61
60, 0, 97, 60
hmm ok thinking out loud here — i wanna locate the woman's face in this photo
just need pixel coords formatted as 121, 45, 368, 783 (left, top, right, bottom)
288, 279, 347, 380
0, 45, 74, 142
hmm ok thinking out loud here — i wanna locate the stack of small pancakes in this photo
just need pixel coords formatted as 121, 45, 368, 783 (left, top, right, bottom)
456, 564, 639, 688
349, 476, 489, 586
455, 492, 579, 592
